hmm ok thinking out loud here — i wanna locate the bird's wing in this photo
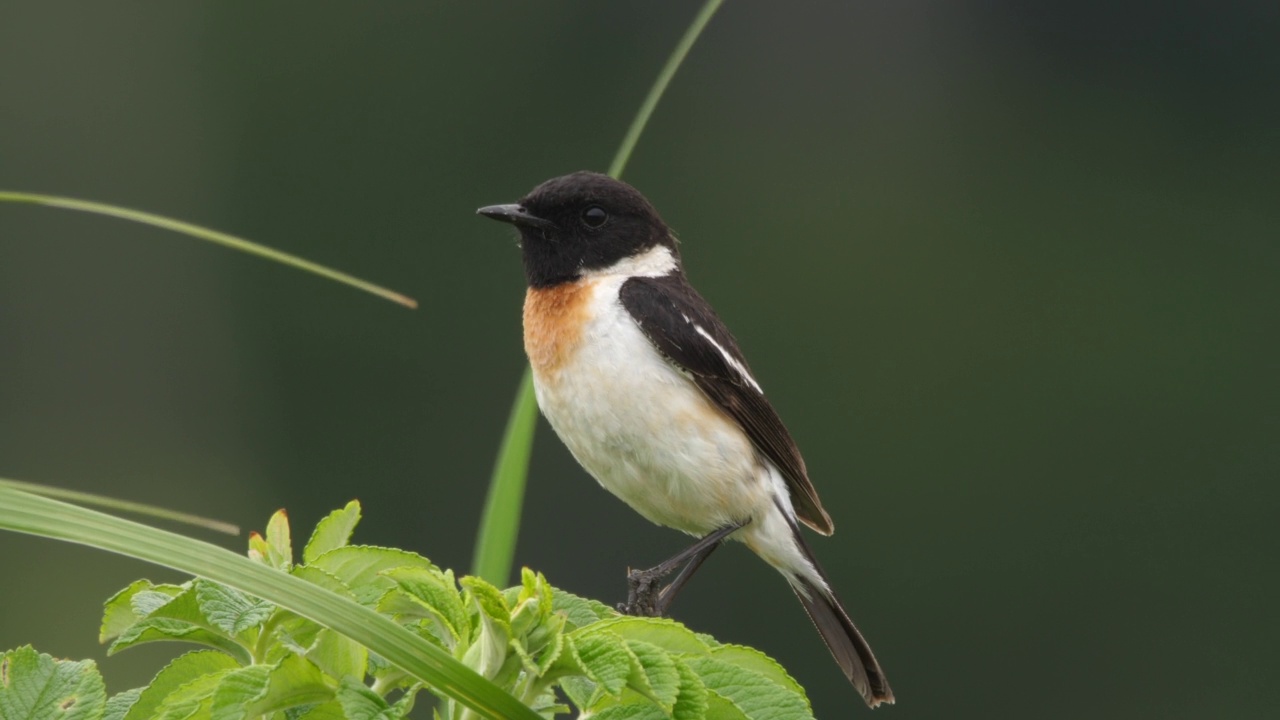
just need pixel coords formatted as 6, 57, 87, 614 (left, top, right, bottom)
618, 274, 834, 535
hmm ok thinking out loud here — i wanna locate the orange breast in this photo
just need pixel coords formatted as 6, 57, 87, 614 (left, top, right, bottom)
523, 280, 595, 377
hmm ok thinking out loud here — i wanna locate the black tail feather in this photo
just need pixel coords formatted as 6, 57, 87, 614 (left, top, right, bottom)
789, 528, 894, 708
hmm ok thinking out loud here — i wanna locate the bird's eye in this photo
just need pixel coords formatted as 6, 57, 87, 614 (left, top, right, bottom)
582, 206, 608, 228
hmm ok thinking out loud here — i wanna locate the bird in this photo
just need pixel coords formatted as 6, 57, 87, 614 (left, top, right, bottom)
477, 171, 893, 708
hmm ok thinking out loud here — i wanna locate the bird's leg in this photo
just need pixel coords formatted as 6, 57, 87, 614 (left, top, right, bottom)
618, 519, 750, 617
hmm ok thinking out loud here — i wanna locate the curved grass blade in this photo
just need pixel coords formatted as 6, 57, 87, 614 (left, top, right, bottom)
474, 0, 728, 583
471, 369, 538, 584
0, 477, 239, 535
0, 191, 418, 309
0, 485, 541, 720
607, 0, 726, 179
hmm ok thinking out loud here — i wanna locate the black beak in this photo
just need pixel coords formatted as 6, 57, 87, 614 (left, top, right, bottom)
476, 203, 557, 232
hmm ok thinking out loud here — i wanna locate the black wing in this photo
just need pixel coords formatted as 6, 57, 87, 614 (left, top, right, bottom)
619, 274, 834, 535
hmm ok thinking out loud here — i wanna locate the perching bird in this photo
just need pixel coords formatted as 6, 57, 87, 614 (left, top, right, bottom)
477, 171, 893, 707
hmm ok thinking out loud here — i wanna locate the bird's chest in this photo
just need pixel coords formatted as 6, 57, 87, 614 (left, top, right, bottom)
523, 280, 755, 533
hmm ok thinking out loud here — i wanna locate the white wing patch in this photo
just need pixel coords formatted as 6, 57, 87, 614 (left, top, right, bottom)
691, 322, 764, 393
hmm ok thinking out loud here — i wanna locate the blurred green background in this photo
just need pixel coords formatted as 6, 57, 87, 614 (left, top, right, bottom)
2, 2, 1276, 717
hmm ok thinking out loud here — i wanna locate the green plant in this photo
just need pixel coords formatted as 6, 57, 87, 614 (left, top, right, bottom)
0, 500, 814, 720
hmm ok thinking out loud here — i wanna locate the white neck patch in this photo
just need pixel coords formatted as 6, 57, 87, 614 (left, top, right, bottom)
585, 244, 678, 279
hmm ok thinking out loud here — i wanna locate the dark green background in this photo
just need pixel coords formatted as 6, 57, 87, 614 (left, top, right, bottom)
2, 2, 1276, 717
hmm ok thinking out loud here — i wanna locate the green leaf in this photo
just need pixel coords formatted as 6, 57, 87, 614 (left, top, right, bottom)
586, 703, 667, 720
334, 677, 404, 720
562, 633, 631, 700
460, 578, 512, 681
459, 576, 511, 636
306, 628, 368, 681
0, 646, 106, 720
309, 546, 437, 605
622, 639, 680, 711
121, 650, 240, 720
196, 582, 274, 636
0, 489, 543, 720
99, 579, 155, 642
593, 617, 711, 656
153, 667, 237, 720
107, 584, 251, 663
290, 700, 347, 720
130, 586, 185, 617
550, 588, 615, 630
670, 659, 709, 720
683, 656, 814, 720
380, 567, 469, 647
472, 370, 539, 587
303, 501, 362, 564
209, 655, 334, 720
707, 645, 808, 705
108, 618, 251, 664
264, 510, 293, 571
103, 688, 142, 720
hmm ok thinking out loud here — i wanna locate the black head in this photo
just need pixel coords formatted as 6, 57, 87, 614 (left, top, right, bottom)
477, 171, 679, 288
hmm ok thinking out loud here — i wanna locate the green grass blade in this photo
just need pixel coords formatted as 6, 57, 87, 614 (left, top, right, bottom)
607, 0, 726, 179
0, 477, 239, 535
474, 0, 728, 584
0, 485, 541, 720
0, 191, 418, 309
471, 369, 539, 584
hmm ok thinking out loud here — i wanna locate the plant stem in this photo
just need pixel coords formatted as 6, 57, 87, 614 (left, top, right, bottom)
607, 0, 726, 180
0, 191, 418, 309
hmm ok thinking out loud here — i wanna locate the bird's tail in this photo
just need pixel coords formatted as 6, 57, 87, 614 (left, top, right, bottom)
787, 522, 894, 708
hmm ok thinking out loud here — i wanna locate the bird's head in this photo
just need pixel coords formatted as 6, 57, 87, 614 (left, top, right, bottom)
477, 171, 680, 288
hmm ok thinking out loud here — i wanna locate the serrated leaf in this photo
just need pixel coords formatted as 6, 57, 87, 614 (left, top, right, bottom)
306, 628, 367, 681
622, 639, 680, 711
290, 565, 355, 596
103, 688, 142, 720
587, 702, 667, 720
133, 583, 187, 612
557, 676, 597, 712
153, 668, 236, 720
459, 576, 510, 635
460, 584, 510, 681
247, 532, 270, 565
308, 546, 436, 605
208, 665, 271, 720
334, 676, 403, 720
122, 650, 240, 720
684, 656, 814, 720
264, 509, 293, 570
196, 582, 274, 636
708, 645, 808, 705
209, 655, 334, 720
551, 588, 614, 630
563, 633, 630, 699
100, 580, 154, 643
303, 501, 362, 564
0, 646, 106, 720
593, 617, 710, 656
702, 694, 750, 720
290, 700, 346, 720
670, 659, 708, 720
381, 567, 468, 646
107, 617, 251, 664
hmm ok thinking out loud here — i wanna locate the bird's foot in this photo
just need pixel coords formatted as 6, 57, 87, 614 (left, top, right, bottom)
616, 567, 667, 617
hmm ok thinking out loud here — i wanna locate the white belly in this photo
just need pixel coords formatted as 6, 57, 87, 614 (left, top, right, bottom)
530, 277, 770, 536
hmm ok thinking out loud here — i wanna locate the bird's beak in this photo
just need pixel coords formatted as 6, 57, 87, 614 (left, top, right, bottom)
476, 204, 557, 232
